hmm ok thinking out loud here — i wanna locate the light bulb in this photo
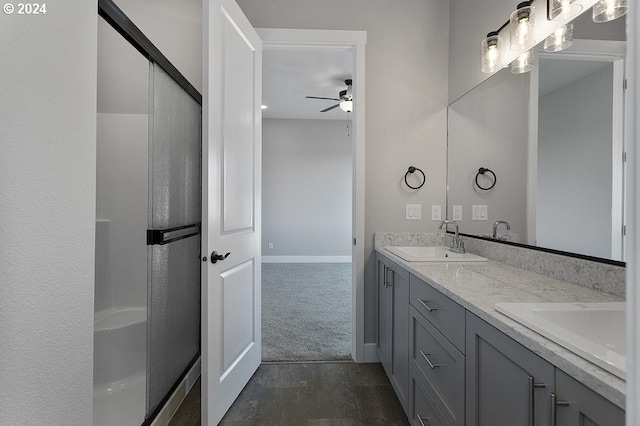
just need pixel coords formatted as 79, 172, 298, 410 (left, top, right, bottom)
481, 32, 502, 73
548, 0, 582, 20
543, 23, 574, 52
593, 0, 627, 22
511, 49, 535, 74
510, 3, 536, 51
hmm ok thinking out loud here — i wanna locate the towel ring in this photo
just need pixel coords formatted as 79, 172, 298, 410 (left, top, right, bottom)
475, 167, 496, 191
404, 166, 425, 190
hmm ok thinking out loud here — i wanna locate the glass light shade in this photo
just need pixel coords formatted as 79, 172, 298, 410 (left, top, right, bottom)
510, 3, 536, 51
511, 49, 536, 74
592, 0, 627, 22
543, 23, 574, 52
481, 33, 503, 73
548, 0, 582, 20
339, 100, 353, 113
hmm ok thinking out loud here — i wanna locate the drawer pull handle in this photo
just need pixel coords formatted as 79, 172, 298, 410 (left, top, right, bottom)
419, 350, 441, 369
528, 376, 546, 426
549, 392, 570, 426
418, 299, 438, 312
385, 267, 394, 287
417, 414, 432, 426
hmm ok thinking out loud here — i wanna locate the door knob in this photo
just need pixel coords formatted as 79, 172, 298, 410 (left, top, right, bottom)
210, 251, 230, 264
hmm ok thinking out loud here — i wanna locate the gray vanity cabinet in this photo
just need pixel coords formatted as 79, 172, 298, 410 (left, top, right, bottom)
553, 369, 624, 426
408, 275, 466, 426
465, 312, 555, 426
376, 253, 410, 412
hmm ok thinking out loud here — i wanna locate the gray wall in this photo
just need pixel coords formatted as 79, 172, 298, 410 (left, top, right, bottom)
113, 0, 203, 92
0, 1, 97, 424
537, 64, 614, 258
447, 70, 530, 240
263, 119, 352, 258
237, 0, 450, 343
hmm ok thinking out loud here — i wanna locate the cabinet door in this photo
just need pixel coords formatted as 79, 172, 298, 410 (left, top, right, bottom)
390, 262, 410, 411
377, 254, 392, 372
553, 369, 624, 426
466, 312, 554, 426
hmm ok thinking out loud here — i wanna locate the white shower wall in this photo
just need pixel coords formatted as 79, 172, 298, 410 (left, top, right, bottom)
96, 113, 149, 311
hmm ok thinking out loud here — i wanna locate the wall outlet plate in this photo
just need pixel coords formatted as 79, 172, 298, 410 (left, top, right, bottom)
472, 204, 488, 221
406, 204, 422, 220
453, 205, 463, 221
431, 205, 442, 221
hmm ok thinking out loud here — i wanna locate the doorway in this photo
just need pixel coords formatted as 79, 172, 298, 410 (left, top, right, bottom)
258, 28, 367, 362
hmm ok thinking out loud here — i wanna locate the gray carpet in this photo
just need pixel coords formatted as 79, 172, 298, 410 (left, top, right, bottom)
262, 263, 352, 362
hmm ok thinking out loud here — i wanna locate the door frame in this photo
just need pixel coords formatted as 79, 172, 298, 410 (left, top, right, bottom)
527, 39, 626, 259
257, 28, 368, 362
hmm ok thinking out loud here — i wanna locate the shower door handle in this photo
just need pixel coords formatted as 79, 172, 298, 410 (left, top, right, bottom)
210, 251, 230, 264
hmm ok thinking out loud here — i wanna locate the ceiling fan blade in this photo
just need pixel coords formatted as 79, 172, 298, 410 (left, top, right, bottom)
306, 96, 341, 101
321, 104, 340, 112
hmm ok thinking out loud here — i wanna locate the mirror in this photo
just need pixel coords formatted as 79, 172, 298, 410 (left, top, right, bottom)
447, 9, 626, 263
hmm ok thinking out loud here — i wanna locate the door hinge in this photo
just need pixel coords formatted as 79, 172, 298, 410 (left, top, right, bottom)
623, 225, 627, 236
353, 238, 357, 246
623, 151, 627, 162
624, 79, 628, 90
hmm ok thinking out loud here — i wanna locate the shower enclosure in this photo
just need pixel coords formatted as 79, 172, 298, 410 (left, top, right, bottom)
94, 3, 202, 425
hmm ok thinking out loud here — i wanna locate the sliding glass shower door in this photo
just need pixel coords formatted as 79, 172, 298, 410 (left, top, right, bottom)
146, 63, 202, 417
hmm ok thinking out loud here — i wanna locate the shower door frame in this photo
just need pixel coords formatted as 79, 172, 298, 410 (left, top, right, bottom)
97, 1, 203, 425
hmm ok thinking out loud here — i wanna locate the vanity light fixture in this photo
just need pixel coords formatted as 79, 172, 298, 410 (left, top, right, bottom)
481, 31, 504, 73
543, 23, 574, 52
510, 1, 536, 51
592, 0, 627, 22
511, 48, 536, 74
547, 0, 582, 20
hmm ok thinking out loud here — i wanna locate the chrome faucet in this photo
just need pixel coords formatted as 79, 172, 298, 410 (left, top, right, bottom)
492, 220, 511, 239
439, 220, 465, 254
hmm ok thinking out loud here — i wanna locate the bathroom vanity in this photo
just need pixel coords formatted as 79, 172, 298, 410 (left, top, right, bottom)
375, 247, 625, 426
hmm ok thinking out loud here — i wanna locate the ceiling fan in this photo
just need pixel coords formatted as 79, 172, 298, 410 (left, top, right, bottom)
306, 79, 353, 113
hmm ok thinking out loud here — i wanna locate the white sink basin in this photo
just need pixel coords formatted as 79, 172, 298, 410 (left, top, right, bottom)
384, 246, 487, 262
495, 302, 626, 379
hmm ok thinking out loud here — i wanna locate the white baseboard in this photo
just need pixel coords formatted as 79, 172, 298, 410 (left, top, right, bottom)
262, 255, 352, 263
150, 356, 201, 426
363, 343, 379, 363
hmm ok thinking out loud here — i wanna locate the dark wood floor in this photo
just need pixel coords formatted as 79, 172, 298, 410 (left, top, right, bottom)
169, 362, 410, 426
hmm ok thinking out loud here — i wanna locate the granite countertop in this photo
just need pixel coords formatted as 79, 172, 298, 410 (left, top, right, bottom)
375, 245, 626, 409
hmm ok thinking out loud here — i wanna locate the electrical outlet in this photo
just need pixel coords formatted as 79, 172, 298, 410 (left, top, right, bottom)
268, 242, 273, 249
453, 205, 463, 221
472, 205, 488, 221
406, 204, 422, 220
431, 205, 442, 221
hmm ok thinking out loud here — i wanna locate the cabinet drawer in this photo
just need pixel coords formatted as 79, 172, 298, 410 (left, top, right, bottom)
410, 306, 464, 426
410, 368, 450, 426
410, 274, 465, 352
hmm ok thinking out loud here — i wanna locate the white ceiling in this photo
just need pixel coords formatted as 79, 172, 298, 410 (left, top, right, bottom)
538, 56, 610, 96
262, 46, 353, 121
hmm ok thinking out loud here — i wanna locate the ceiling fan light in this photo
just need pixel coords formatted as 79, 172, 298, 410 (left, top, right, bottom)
339, 100, 353, 113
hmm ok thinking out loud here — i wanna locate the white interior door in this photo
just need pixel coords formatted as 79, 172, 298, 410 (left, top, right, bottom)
202, 0, 262, 424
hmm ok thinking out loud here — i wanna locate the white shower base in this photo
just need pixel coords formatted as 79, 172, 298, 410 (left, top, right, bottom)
93, 308, 146, 426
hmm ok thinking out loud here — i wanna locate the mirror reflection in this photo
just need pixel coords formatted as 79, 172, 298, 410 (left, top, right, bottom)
447, 8, 626, 262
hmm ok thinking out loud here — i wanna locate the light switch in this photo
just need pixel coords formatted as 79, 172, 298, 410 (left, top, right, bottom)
406, 204, 422, 220
453, 205, 463, 221
431, 205, 442, 221
472, 205, 488, 221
